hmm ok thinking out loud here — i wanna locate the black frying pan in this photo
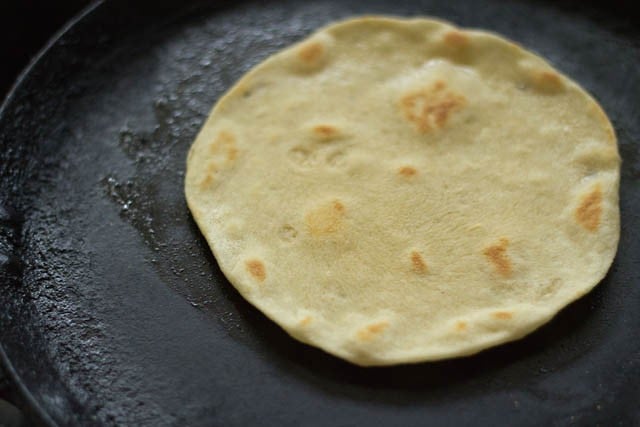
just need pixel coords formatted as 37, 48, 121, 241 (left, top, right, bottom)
1, 0, 639, 425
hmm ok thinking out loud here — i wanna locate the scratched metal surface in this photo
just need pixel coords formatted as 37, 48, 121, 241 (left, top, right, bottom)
0, 0, 638, 425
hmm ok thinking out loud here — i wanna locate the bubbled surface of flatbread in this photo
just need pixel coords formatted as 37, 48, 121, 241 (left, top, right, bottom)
185, 17, 620, 366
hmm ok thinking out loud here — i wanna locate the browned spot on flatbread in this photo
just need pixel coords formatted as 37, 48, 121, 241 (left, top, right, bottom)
400, 81, 467, 133
199, 174, 215, 189
199, 163, 218, 189
299, 316, 312, 326
483, 238, 512, 277
531, 70, 565, 94
492, 311, 513, 320
200, 132, 238, 188
245, 259, 266, 282
210, 131, 238, 162
312, 124, 339, 140
298, 41, 324, 64
410, 251, 428, 274
443, 30, 470, 47
455, 321, 467, 332
305, 199, 346, 236
356, 321, 389, 342
206, 162, 217, 173
398, 166, 417, 177
575, 184, 603, 232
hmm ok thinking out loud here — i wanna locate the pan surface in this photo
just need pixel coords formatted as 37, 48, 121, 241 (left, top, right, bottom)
0, 0, 638, 425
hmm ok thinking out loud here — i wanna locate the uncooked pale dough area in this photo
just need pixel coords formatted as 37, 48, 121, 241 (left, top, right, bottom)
185, 17, 620, 366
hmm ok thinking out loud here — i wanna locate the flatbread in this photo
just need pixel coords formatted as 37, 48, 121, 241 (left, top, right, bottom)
185, 17, 620, 366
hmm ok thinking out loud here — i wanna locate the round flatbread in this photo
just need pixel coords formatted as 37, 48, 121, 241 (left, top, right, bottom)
185, 17, 620, 366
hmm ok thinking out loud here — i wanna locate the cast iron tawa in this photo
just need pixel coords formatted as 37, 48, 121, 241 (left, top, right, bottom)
0, 0, 638, 425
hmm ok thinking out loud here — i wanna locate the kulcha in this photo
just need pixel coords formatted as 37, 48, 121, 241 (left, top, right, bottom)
185, 17, 620, 366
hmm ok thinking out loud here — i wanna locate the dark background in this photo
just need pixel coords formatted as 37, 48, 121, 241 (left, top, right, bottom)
0, 0, 637, 426
0, 0, 91, 99
0, 2, 91, 424
1, 0, 639, 101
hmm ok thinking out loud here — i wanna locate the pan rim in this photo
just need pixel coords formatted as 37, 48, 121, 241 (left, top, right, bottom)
0, 2, 105, 426
0, 1, 103, 121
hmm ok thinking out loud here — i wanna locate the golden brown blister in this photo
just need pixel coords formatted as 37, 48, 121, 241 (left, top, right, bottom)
290, 33, 333, 73
356, 321, 389, 342
492, 311, 513, 320
400, 80, 467, 133
443, 30, 470, 48
410, 251, 428, 274
529, 70, 565, 94
483, 238, 512, 278
398, 166, 418, 177
455, 321, 468, 332
575, 184, 603, 232
298, 42, 324, 64
245, 259, 266, 283
305, 200, 346, 236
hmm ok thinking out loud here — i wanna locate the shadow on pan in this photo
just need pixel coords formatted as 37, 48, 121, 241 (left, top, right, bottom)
0, 0, 638, 426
